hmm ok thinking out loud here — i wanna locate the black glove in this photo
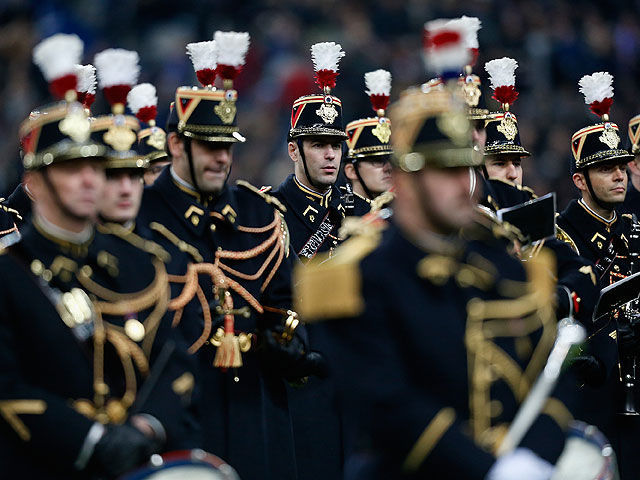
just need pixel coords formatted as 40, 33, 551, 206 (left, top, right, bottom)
568, 353, 606, 387
258, 327, 329, 381
89, 424, 159, 478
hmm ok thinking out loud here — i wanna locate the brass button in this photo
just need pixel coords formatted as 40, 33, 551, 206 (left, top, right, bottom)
191, 215, 200, 226
210, 224, 216, 232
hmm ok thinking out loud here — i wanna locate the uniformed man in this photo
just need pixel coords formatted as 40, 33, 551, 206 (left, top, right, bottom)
479, 57, 534, 203
136, 33, 323, 480
295, 82, 582, 480
93, 96, 149, 229
621, 113, 640, 218
0, 35, 197, 479
475, 57, 599, 325
126, 82, 171, 186
272, 42, 348, 261
270, 41, 355, 480
342, 69, 394, 217
555, 71, 639, 480
99, 157, 147, 227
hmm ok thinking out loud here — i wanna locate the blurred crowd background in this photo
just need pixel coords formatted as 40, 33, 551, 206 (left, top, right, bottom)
1, 0, 640, 210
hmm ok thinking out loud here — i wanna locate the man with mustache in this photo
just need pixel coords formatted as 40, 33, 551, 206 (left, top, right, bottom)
136, 34, 324, 480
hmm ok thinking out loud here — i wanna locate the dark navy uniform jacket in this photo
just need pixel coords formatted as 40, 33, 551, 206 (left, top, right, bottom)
556, 198, 640, 480
272, 173, 349, 479
557, 199, 632, 287
0, 220, 197, 479
137, 167, 300, 480
272, 174, 345, 258
297, 220, 578, 479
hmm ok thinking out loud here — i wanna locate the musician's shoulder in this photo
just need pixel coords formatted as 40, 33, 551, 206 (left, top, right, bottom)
234, 180, 287, 214
294, 222, 384, 320
555, 224, 579, 255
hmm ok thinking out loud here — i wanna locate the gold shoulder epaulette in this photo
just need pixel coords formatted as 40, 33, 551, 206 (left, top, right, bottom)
260, 185, 273, 193
98, 222, 171, 264
555, 224, 579, 254
622, 213, 634, 221
294, 230, 382, 320
236, 180, 287, 213
370, 190, 395, 212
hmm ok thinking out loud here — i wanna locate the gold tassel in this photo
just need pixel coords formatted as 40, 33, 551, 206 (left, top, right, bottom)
213, 332, 243, 369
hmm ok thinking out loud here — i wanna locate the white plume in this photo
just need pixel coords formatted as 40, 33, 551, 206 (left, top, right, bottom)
186, 41, 218, 71
127, 83, 157, 113
33, 33, 84, 81
485, 57, 518, 89
94, 48, 140, 87
75, 64, 96, 94
310, 42, 345, 72
364, 69, 392, 96
448, 15, 481, 49
214, 31, 250, 67
578, 72, 614, 104
423, 19, 470, 74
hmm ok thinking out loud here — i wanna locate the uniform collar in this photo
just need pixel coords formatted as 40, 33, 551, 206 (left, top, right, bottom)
293, 175, 334, 208
577, 198, 617, 227
33, 213, 94, 246
26, 214, 95, 261
155, 167, 239, 233
278, 174, 345, 228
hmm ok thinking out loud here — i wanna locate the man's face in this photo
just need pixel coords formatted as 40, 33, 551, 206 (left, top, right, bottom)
34, 159, 106, 221
576, 162, 627, 205
100, 169, 144, 223
472, 124, 487, 150
416, 166, 475, 234
170, 134, 233, 194
291, 136, 342, 190
347, 156, 393, 197
144, 159, 171, 186
485, 154, 523, 185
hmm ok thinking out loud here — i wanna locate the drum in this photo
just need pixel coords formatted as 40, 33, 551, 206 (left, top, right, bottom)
551, 421, 618, 480
120, 449, 241, 480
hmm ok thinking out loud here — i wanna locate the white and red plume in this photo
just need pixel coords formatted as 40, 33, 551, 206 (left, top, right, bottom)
310, 42, 346, 92
423, 19, 470, 78
449, 16, 481, 67
33, 33, 84, 99
75, 64, 96, 109
94, 48, 141, 110
578, 72, 614, 119
214, 31, 250, 83
127, 83, 158, 125
186, 41, 218, 87
485, 57, 519, 107
364, 69, 392, 115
